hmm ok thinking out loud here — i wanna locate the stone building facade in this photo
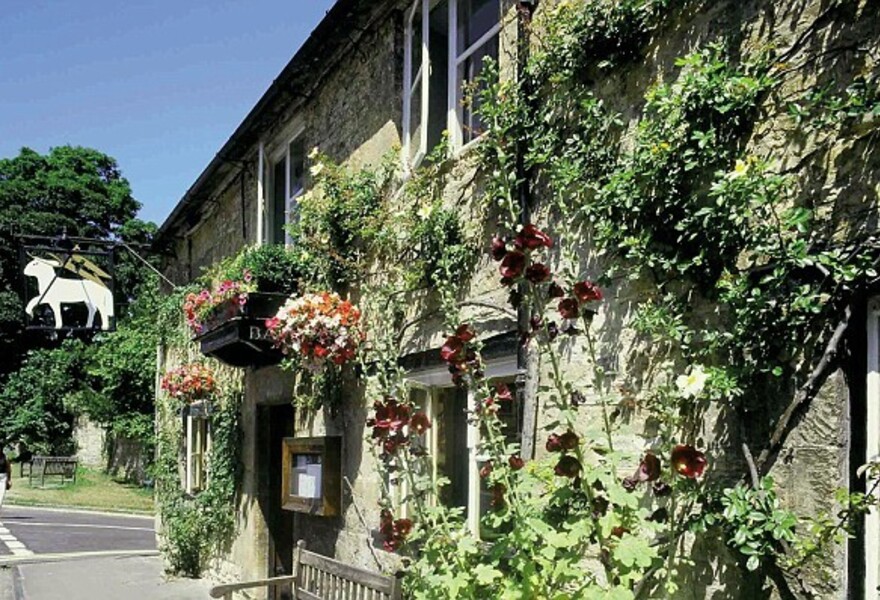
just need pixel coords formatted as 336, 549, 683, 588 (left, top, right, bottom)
155, 0, 880, 597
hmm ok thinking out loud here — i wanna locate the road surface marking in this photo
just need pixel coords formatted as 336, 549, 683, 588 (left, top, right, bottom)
0, 548, 159, 566
0, 521, 34, 556
8, 521, 154, 532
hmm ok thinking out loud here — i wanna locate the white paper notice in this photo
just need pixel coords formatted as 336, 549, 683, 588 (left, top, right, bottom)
297, 472, 318, 499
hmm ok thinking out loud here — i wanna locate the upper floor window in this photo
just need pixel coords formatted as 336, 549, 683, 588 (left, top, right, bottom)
269, 134, 306, 245
403, 0, 500, 167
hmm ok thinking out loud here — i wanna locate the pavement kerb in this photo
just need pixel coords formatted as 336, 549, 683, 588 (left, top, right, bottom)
3, 503, 154, 519
0, 549, 160, 567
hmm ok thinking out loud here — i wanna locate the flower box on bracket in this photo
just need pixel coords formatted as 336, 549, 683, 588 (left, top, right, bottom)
194, 292, 286, 368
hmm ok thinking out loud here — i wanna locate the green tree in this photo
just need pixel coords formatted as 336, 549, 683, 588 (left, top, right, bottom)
0, 341, 83, 454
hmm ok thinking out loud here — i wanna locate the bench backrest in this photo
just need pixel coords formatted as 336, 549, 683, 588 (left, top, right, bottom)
294, 541, 401, 600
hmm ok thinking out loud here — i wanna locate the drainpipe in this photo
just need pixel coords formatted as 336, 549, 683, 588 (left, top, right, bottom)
516, 0, 539, 460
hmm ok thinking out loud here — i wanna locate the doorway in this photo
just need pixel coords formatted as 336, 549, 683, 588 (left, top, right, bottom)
258, 403, 295, 600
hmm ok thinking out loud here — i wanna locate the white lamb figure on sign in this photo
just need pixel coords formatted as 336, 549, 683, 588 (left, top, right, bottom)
24, 257, 114, 330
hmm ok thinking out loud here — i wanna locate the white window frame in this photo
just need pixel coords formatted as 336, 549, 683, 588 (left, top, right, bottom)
403, 0, 429, 168
865, 299, 880, 595
185, 410, 210, 495
402, 0, 501, 167
405, 355, 519, 536
264, 127, 306, 246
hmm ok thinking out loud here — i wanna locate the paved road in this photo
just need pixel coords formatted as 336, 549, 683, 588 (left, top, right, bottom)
0, 506, 210, 599
0, 506, 155, 556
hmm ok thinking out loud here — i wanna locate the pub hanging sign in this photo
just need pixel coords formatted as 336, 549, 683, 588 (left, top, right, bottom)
19, 235, 117, 332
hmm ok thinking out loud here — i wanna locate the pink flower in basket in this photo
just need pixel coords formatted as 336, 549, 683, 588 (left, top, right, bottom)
265, 291, 362, 371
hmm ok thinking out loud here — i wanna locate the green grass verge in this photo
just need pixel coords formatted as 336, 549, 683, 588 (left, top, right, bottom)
5, 466, 154, 514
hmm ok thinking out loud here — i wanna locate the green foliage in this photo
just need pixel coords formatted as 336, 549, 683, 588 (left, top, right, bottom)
294, 151, 396, 285
0, 343, 80, 453
155, 397, 240, 576
202, 243, 308, 295
713, 477, 798, 572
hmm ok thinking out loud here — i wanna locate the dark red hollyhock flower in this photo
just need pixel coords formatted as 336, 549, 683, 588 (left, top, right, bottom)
623, 452, 662, 490
530, 314, 542, 330
559, 430, 579, 451
491, 236, 507, 261
555, 455, 581, 478
558, 298, 579, 319
573, 281, 603, 303
546, 433, 563, 453
479, 461, 493, 479
548, 281, 565, 298
490, 483, 506, 509
410, 412, 431, 435
547, 321, 559, 341
671, 444, 707, 479
440, 336, 464, 363
610, 526, 629, 538
515, 224, 553, 250
508, 455, 525, 470
393, 518, 413, 538
370, 400, 411, 440
500, 250, 526, 279
495, 383, 512, 402
525, 263, 551, 283
455, 323, 476, 342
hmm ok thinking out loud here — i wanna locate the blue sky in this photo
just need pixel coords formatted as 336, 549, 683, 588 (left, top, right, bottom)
0, 0, 336, 226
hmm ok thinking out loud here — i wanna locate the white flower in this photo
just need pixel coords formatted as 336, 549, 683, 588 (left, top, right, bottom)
310, 162, 325, 178
308, 146, 320, 160
676, 365, 709, 399
728, 159, 748, 180
417, 203, 433, 220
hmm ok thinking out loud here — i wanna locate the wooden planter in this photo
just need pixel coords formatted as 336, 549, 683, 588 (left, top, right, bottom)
193, 292, 286, 368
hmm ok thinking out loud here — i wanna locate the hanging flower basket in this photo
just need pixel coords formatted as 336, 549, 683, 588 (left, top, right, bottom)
266, 291, 362, 372
191, 291, 287, 368
160, 363, 217, 404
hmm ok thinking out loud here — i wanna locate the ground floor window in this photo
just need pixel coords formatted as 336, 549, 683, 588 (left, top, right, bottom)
184, 402, 211, 495
404, 356, 520, 537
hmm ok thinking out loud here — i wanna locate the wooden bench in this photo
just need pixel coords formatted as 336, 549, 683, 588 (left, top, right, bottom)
24, 456, 78, 487
209, 540, 402, 600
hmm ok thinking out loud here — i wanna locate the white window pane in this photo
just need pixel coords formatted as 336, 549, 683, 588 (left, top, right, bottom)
271, 159, 286, 244
457, 34, 498, 144
409, 1, 422, 87
457, 0, 499, 55
409, 79, 424, 163
289, 137, 306, 197
427, 1, 449, 156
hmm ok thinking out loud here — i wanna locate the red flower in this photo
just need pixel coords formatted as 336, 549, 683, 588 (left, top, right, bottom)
500, 251, 526, 279
525, 263, 551, 283
559, 431, 579, 451
410, 412, 431, 435
455, 323, 476, 342
490, 483, 506, 508
558, 298, 579, 319
671, 444, 707, 479
494, 383, 512, 402
515, 224, 553, 250
491, 236, 507, 261
508, 455, 524, 470
440, 336, 464, 363
573, 280, 602, 303
623, 452, 662, 490
480, 462, 494, 479
548, 282, 565, 298
555, 455, 581, 478
546, 433, 563, 453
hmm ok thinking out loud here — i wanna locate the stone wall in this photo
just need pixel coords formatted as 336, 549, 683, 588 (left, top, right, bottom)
156, 0, 879, 597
